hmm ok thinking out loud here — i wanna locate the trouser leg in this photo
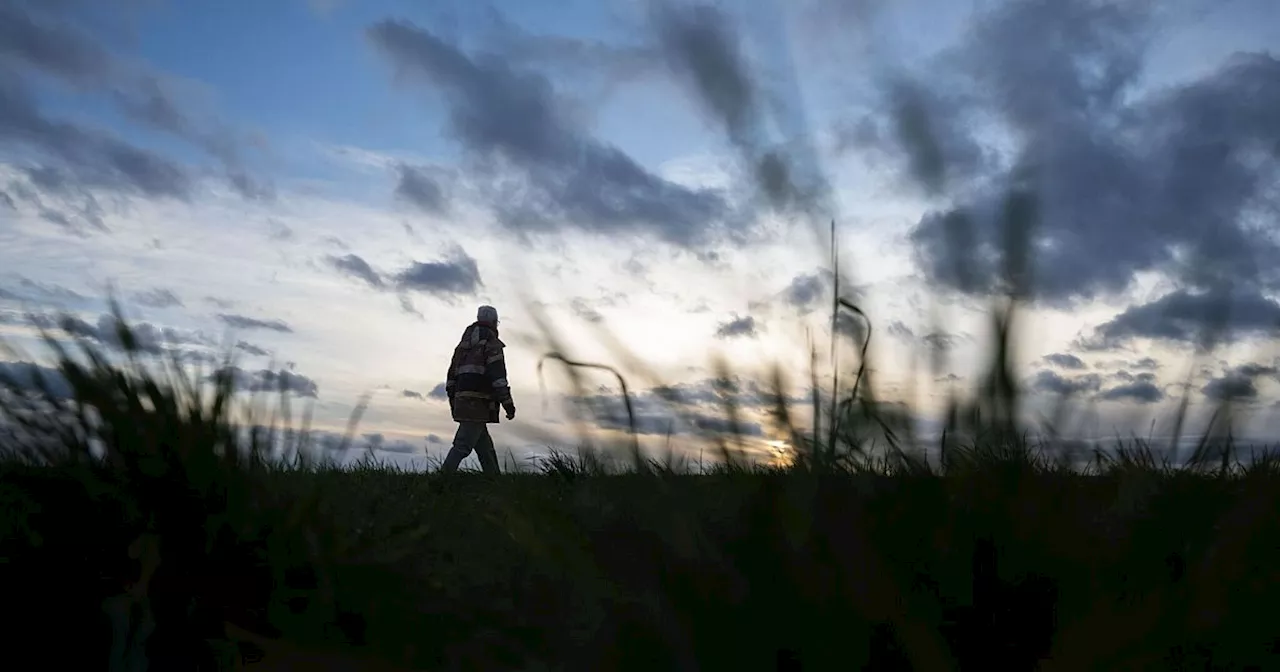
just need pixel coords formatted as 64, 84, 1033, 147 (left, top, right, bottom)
474, 425, 500, 475
441, 422, 484, 473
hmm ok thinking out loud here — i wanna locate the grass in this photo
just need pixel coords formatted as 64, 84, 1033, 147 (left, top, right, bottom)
3, 303, 1280, 670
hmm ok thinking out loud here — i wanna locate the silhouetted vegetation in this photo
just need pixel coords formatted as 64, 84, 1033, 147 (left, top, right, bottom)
3, 304, 1280, 670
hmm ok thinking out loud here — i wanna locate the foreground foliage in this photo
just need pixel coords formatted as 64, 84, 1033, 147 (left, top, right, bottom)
2, 313, 1279, 670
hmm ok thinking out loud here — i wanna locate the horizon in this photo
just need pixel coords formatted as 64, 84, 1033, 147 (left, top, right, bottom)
2, 0, 1279, 470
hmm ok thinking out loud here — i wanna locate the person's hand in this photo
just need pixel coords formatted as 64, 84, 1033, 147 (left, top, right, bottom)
503, 401, 516, 420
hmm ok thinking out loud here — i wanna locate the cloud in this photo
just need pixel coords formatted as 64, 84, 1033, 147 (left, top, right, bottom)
651, 2, 829, 217
0, 2, 269, 214
834, 310, 864, 341
394, 163, 449, 214
426, 433, 444, 445
217, 313, 293, 333
1200, 362, 1280, 403
326, 253, 385, 288
483, 9, 660, 83
1202, 372, 1258, 402
392, 250, 482, 296
1030, 370, 1102, 396
1080, 287, 1280, 350
267, 219, 294, 241
214, 366, 319, 398
1044, 353, 1087, 370
428, 382, 448, 400
1099, 381, 1164, 404
905, 0, 1280, 305
2, 311, 213, 357
0, 79, 191, 199
564, 375, 807, 439
569, 385, 767, 438
782, 272, 827, 311
0, 360, 73, 399
0, 276, 87, 304
837, 76, 992, 198
1114, 371, 1157, 385
570, 298, 604, 324
367, 19, 734, 248
1206, 365, 1277, 402
887, 320, 914, 340
715, 314, 757, 339
235, 340, 269, 357
402, 389, 424, 400
131, 288, 182, 309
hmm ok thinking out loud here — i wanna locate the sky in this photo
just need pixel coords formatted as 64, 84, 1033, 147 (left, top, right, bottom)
0, 0, 1278, 469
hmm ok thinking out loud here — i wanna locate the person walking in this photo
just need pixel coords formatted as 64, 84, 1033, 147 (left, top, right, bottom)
440, 305, 515, 474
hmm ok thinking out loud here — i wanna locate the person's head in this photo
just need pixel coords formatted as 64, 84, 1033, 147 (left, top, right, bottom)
476, 305, 499, 326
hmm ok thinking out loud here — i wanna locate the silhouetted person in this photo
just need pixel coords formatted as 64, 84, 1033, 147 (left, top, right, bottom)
440, 305, 515, 474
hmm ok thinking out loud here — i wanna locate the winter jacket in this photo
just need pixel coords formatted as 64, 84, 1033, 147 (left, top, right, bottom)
445, 321, 512, 424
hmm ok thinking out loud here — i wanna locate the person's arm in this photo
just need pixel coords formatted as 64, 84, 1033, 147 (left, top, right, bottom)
484, 340, 515, 418
445, 349, 457, 401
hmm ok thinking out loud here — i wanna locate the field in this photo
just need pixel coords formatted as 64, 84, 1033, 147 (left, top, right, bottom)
3, 315, 1280, 671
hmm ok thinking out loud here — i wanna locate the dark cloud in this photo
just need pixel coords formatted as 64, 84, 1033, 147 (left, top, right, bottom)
204, 297, 235, 309
920, 331, 963, 352
398, 294, 422, 318
0, 2, 269, 204
402, 389, 424, 400
428, 382, 448, 400
1202, 372, 1258, 402
367, 19, 733, 247
570, 298, 604, 324
651, 2, 829, 217
1115, 371, 1157, 385
1133, 357, 1160, 370
235, 340, 269, 357
217, 313, 293, 333
326, 253, 385, 288
484, 9, 660, 83
2, 310, 212, 359
647, 376, 807, 410
838, 77, 991, 197
392, 250, 482, 296
715, 314, 757, 339
358, 432, 418, 454
905, 0, 1280, 305
1030, 370, 1102, 396
394, 163, 449, 214
782, 272, 827, 311
131, 288, 182, 309
426, 433, 444, 445
0, 75, 191, 197
878, 318, 960, 352
0, 277, 86, 304
569, 384, 767, 438
266, 219, 294, 241
834, 310, 864, 341
1099, 381, 1164, 404
373, 435, 420, 454
214, 366, 319, 398
1080, 287, 1280, 350
1044, 353, 1087, 370
0, 360, 73, 399
1200, 362, 1280, 402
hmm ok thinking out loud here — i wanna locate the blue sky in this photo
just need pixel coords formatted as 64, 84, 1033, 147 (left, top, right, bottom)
1, 0, 1278, 469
